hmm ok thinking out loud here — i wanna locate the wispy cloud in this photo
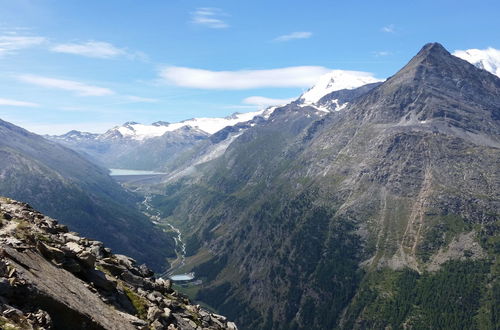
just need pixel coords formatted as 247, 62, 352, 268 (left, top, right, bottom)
0, 35, 46, 56
372, 51, 392, 57
17, 74, 114, 96
274, 32, 312, 42
191, 7, 229, 29
51, 41, 126, 59
159, 66, 331, 89
124, 95, 159, 103
0, 98, 40, 107
381, 24, 396, 33
243, 96, 294, 107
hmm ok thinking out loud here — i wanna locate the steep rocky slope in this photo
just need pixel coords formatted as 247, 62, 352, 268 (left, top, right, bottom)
0, 197, 236, 330
0, 119, 175, 271
150, 43, 499, 329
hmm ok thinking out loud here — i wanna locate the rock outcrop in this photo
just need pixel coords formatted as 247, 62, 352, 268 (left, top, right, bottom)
0, 197, 236, 330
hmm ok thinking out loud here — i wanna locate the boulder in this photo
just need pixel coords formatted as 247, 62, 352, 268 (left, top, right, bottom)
147, 306, 162, 321
120, 270, 147, 288
62, 233, 80, 243
77, 250, 96, 268
36, 242, 65, 263
84, 269, 117, 292
139, 263, 154, 277
98, 261, 125, 277
64, 242, 84, 254
114, 254, 136, 269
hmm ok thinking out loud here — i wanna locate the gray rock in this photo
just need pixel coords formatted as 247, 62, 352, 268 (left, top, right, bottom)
162, 307, 172, 319
114, 254, 136, 269
62, 258, 81, 273
98, 261, 125, 276
151, 319, 164, 330
90, 245, 105, 259
77, 250, 96, 268
146, 291, 163, 303
64, 242, 84, 254
84, 269, 117, 292
36, 242, 65, 263
139, 263, 154, 277
147, 305, 162, 321
120, 270, 146, 287
63, 233, 81, 243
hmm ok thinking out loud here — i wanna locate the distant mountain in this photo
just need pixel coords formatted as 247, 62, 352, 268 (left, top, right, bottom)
149, 43, 499, 329
47, 72, 385, 172
0, 118, 175, 271
47, 109, 275, 171
453, 47, 500, 77
105, 110, 270, 140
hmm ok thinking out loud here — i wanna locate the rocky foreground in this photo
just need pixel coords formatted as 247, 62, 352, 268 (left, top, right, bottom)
0, 197, 236, 330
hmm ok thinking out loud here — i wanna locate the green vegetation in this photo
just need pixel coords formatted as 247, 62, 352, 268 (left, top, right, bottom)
123, 285, 148, 320
192, 255, 228, 282
417, 214, 472, 261
0, 315, 23, 329
343, 260, 496, 329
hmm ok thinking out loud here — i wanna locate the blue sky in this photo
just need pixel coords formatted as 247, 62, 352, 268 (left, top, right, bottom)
0, 0, 499, 134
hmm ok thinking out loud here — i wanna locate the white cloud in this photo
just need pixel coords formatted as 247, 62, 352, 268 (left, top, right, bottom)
125, 95, 159, 103
191, 7, 229, 29
0, 35, 46, 55
243, 96, 294, 107
51, 41, 126, 59
274, 32, 312, 42
0, 98, 39, 107
453, 47, 500, 77
381, 24, 395, 33
17, 74, 114, 96
373, 51, 392, 57
159, 66, 332, 89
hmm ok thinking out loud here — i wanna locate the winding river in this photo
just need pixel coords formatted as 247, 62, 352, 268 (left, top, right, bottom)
141, 194, 187, 277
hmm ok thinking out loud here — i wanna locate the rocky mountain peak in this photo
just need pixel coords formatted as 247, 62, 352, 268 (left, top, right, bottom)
350, 42, 500, 135
417, 42, 450, 57
152, 121, 170, 127
123, 121, 140, 126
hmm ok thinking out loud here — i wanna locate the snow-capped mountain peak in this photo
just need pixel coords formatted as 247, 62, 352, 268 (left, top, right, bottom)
299, 70, 382, 105
101, 109, 271, 141
453, 47, 500, 78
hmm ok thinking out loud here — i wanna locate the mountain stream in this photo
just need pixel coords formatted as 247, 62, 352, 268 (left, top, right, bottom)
141, 194, 186, 278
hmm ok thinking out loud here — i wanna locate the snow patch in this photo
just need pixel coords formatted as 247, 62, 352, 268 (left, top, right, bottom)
105, 109, 273, 141
453, 47, 500, 77
299, 70, 382, 105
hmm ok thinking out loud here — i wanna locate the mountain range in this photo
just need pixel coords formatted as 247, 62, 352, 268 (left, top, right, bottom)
46, 110, 276, 171
141, 43, 500, 329
0, 119, 175, 271
2, 42, 499, 330
46, 70, 386, 172
47, 47, 500, 175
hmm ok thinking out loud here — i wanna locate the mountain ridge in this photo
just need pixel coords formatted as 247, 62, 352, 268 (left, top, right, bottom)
0, 118, 176, 271
147, 42, 499, 329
